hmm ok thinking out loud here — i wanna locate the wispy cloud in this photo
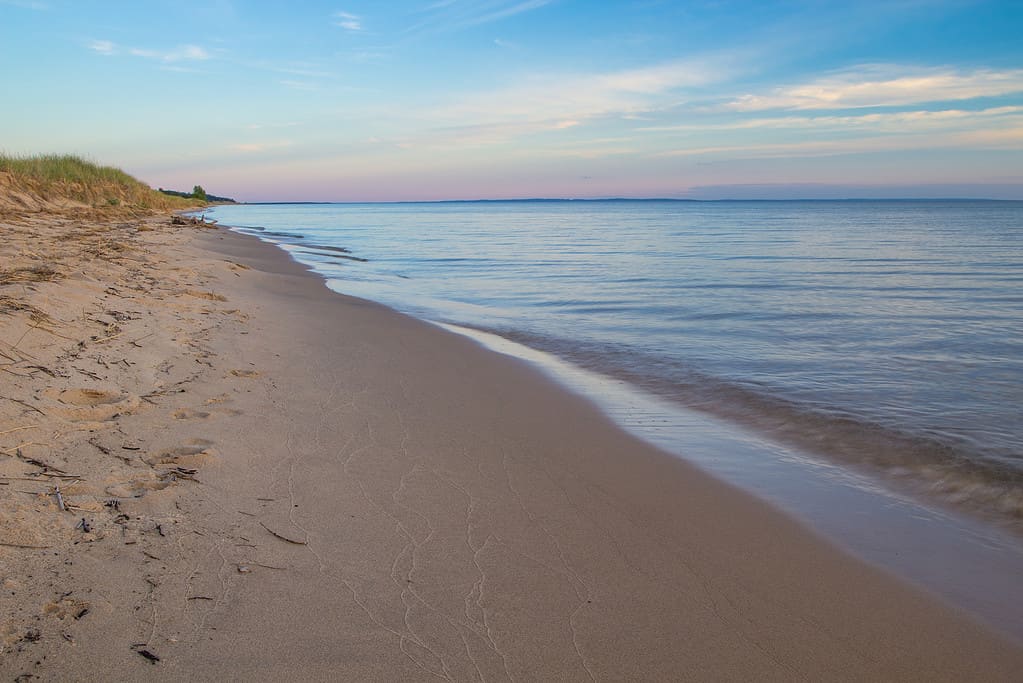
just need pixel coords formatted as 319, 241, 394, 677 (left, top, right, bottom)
231, 140, 293, 153
279, 80, 319, 91
246, 122, 301, 131
333, 10, 363, 31
129, 44, 210, 62
653, 124, 1023, 160
468, 0, 552, 26
408, 0, 553, 35
273, 63, 333, 78
434, 56, 731, 131
726, 65, 1023, 111
86, 40, 210, 63
87, 40, 115, 55
642, 106, 1023, 134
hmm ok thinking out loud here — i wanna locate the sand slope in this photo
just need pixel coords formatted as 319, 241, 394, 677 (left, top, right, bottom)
1, 216, 1020, 680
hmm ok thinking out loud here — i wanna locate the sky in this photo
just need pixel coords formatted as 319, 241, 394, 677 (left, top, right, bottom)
2, 0, 1022, 201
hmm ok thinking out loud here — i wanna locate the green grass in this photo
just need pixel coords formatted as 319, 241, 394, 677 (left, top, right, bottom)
0, 154, 139, 185
0, 153, 200, 212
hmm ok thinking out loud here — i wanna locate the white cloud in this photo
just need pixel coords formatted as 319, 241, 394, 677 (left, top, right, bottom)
469, 0, 552, 26
408, 0, 553, 35
653, 124, 1023, 160
90, 42, 211, 63
175, 45, 210, 61
641, 106, 1023, 134
437, 57, 730, 128
88, 40, 116, 55
231, 140, 293, 153
334, 11, 363, 31
726, 65, 1023, 111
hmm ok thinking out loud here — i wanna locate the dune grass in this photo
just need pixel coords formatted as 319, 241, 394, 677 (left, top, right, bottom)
0, 154, 138, 185
0, 153, 199, 213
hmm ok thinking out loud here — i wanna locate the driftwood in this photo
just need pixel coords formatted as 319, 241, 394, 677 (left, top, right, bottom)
170, 215, 217, 228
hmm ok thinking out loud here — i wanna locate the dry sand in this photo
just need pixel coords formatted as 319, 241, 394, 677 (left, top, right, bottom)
1, 211, 1021, 681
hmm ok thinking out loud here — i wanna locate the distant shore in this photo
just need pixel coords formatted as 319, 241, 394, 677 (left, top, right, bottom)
1, 208, 1021, 679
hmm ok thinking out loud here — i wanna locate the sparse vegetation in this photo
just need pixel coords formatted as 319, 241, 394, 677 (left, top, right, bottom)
0, 264, 62, 285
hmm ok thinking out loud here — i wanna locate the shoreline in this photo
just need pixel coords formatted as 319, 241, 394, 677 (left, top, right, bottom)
217, 200, 1023, 536
217, 204, 1023, 636
431, 320, 1023, 640
2, 212, 1021, 678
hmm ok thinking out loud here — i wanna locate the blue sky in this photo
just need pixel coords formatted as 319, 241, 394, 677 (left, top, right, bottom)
2, 0, 1022, 200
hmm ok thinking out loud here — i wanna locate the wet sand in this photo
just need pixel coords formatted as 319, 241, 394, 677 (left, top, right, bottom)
1, 213, 1021, 680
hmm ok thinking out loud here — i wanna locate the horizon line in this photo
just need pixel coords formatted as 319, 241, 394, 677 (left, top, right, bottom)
227, 197, 1023, 206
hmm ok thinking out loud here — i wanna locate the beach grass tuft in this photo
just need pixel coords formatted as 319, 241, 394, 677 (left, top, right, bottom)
0, 153, 199, 214
0, 154, 139, 185
0, 265, 62, 285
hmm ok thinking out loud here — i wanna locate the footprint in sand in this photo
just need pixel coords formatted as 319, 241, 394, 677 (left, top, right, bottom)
49, 387, 140, 423
106, 440, 216, 498
229, 369, 260, 378
171, 408, 211, 420
104, 472, 174, 498
184, 290, 227, 302
58, 388, 122, 406
172, 406, 242, 419
144, 439, 217, 468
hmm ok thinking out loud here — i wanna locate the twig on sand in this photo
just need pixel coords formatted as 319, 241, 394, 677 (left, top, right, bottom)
129, 332, 154, 348
0, 396, 46, 416
14, 451, 66, 473
251, 561, 288, 570
0, 541, 51, 549
259, 521, 307, 545
0, 425, 38, 436
2, 442, 47, 457
88, 438, 111, 455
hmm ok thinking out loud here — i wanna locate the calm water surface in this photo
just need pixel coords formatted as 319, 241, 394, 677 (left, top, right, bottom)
208, 200, 1023, 524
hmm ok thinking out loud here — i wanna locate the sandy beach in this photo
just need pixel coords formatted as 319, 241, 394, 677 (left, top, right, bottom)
2, 211, 1021, 681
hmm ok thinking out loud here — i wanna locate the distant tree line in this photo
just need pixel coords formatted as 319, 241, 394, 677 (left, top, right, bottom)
158, 185, 236, 203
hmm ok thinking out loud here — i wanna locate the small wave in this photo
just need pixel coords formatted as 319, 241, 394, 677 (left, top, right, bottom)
260, 231, 305, 240
486, 326, 1023, 530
